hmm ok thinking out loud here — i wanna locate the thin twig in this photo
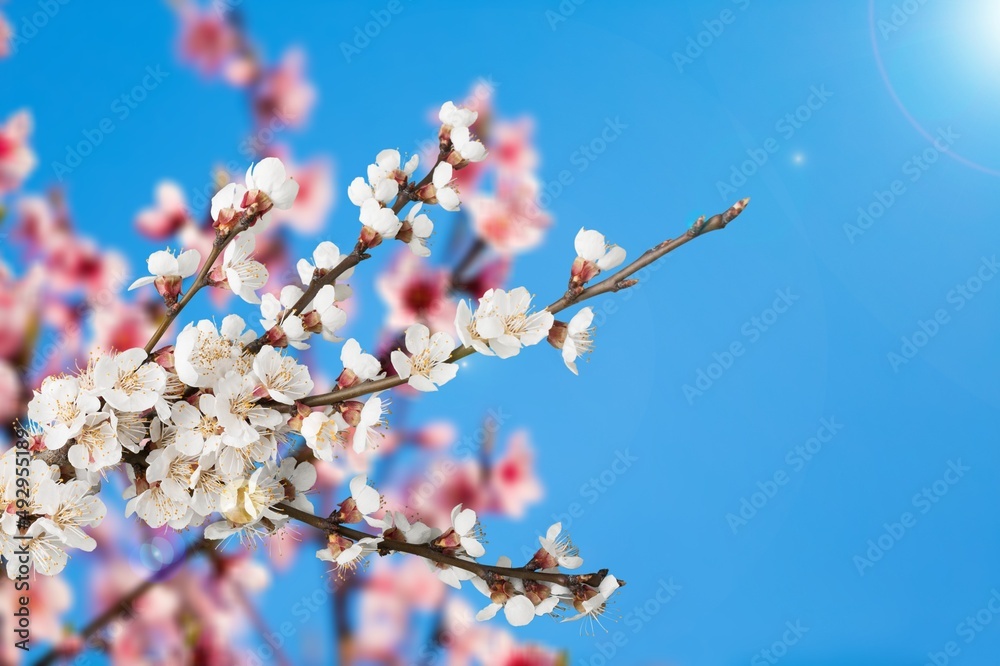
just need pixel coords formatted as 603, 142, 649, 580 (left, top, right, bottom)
275, 503, 616, 589
144, 210, 263, 355
300, 198, 749, 408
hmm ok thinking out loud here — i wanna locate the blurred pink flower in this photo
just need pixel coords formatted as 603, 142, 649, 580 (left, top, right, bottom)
16, 196, 65, 251
0, 359, 22, 422
177, 5, 240, 75
254, 48, 316, 129
413, 421, 458, 450
0, 110, 37, 194
493, 119, 539, 175
92, 299, 157, 354
409, 459, 490, 527
136, 181, 190, 239
489, 430, 543, 519
468, 176, 551, 256
0, 13, 11, 59
0, 265, 37, 358
270, 155, 334, 233
376, 251, 457, 334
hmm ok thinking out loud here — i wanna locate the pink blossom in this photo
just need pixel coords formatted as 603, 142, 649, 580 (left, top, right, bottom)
254, 48, 316, 129
92, 299, 157, 354
270, 155, 334, 233
376, 251, 457, 334
0, 266, 37, 358
136, 181, 190, 239
0, 13, 11, 59
468, 176, 551, 256
0, 359, 22, 423
177, 6, 240, 75
16, 196, 66, 251
493, 119, 539, 175
0, 110, 37, 194
489, 430, 543, 519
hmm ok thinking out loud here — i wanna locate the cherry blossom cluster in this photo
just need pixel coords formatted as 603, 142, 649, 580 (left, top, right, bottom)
6, 90, 752, 648
309, 475, 622, 628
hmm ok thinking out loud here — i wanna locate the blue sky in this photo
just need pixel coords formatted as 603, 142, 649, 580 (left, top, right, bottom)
3, 0, 1000, 664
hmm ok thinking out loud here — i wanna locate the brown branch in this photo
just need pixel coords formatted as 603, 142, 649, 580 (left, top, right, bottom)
144, 210, 264, 355
299, 198, 750, 408
244, 152, 448, 356
275, 503, 616, 589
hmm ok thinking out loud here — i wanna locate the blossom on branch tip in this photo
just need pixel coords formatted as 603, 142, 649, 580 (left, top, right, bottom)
572, 228, 626, 285
128, 248, 201, 304
244, 157, 300, 212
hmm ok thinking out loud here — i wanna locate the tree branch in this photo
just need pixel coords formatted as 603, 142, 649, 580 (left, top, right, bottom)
144, 210, 264, 354
275, 503, 617, 589
300, 198, 749, 408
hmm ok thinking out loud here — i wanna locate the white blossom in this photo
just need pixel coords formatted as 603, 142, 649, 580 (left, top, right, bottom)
32, 480, 106, 553
353, 393, 388, 454
245, 157, 300, 210
93, 348, 167, 413
204, 464, 288, 542
128, 248, 201, 291
174, 315, 255, 388
538, 522, 583, 569
222, 232, 268, 304
390, 324, 458, 392
359, 198, 401, 240
563, 575, 621, 624
67, 412, 121, 473
252, 346, 314, 405
403, 203, 434, 257
449, 504, 485, 558
432, 163, 460, 211
561, 307, 595, 375
341, 338, 384, 383
27, 376, 100, 450
296, 241, 355, 287
450, 125, 487, 163
438, 101, 478, 129
455, 287, 554, 359
300, 410, 348, 462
